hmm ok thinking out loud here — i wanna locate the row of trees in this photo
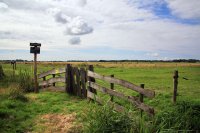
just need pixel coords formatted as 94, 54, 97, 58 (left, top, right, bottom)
0, 59, 199, 63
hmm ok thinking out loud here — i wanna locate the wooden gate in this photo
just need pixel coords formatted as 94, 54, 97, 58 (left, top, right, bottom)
38, 64, 155, 116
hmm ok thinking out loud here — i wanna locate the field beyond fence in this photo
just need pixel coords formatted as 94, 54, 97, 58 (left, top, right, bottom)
0, 62, 200, 132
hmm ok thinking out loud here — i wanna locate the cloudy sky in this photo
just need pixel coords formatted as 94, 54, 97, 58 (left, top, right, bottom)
0, 0, 200, 61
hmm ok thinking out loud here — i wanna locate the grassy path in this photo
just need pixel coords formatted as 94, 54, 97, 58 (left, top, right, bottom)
0, 89, 89, 133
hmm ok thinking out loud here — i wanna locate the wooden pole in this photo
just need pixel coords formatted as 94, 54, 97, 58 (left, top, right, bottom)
110, 74, 114, 102
34, 53, 39, 93
80, 68, 87, 98
173, 70, 178, 104
140, 84, 144, 117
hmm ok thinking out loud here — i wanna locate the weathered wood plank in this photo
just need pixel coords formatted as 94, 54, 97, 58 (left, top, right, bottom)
72, 67, 76, 95
88, 82, 154, 115
66, 64, 73, 94
74, 67, 81, 97
39, 77, 65, 86
38, 67, 65, 79
80, 68, 87, 98
87, 71, 155, 98
87, 91, 125, 113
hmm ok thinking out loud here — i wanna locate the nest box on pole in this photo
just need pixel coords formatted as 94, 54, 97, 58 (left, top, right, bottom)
30, 43, 41, 93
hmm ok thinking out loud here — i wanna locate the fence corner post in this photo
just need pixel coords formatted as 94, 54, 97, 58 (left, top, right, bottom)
173, 70, 178, 104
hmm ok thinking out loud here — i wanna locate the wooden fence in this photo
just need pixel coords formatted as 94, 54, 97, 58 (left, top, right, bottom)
38, 64, 155, 116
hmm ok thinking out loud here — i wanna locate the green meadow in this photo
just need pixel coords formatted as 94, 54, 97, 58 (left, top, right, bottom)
0, 62, 200, 132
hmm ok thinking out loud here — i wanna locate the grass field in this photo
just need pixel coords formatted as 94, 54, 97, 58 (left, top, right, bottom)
0, 62, 200, 132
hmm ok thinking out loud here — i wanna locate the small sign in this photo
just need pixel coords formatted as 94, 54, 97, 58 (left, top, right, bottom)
30, 43, 41, 54
30, 47, 40, 54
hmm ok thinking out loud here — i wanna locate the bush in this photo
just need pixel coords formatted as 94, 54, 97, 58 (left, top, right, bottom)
18, 69, 34, 92
8, 85, 28, 102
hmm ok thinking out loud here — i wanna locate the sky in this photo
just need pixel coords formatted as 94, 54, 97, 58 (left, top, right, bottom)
0, 0, 200, 61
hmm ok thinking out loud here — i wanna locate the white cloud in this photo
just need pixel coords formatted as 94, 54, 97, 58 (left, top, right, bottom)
167, 0, 200, 19
0, 2, 8, 12
65, 16, 93, 35
68, 37, 81, 45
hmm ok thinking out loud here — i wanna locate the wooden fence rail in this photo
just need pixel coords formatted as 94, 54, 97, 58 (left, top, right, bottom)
87, 70, 155, 98
38, 67, 65, 79
38, 64, 155, 116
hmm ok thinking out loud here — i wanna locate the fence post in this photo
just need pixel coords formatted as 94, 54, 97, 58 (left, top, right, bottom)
140, 84, 144, 117
110, 74, 114, 102
66, 64, 73, 93
52, 74, 55, 86
88, 65, 96, 94
173, 70, 178, 104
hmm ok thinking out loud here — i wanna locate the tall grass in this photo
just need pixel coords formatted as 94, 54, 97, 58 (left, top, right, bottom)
17, 69, 34, 92
84, 103, 135, 133
155, 101, 200, 132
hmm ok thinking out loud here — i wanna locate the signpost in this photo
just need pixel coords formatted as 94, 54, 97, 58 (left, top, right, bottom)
30, 43, 41, 93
